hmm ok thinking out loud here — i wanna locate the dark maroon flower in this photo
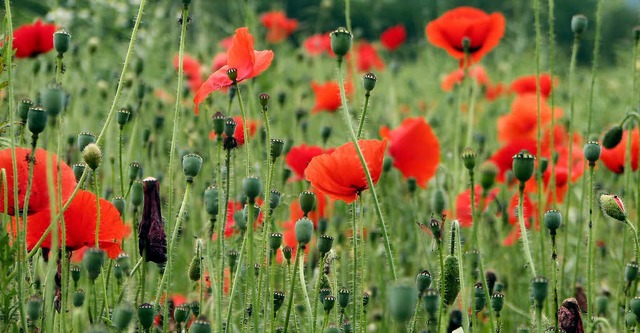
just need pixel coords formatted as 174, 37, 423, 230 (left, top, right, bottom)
558, 298, 584, 333
139, 177, 167, 264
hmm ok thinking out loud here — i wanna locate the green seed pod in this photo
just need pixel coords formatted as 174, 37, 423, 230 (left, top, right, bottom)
273, 291, 285, 313
627, 311, 638, 328
512, 149, 535, 183
137, 303, 155, 330
584, 141, 601, 164
320, 126, 332, 145
422, 289, 439, 318
224, 118, 237, 138
299, 191, 316, 216
323, 295, 336, 313
431, 188, 446, 215
491, 293, 505, 314
226, 68, 238, 82
72, 289, 85, 307
18, 99, 33, 123
72, 164, 86, 182
602, 125, 623, 149
363, 72, 377, 92
342, 322, 353, 333
82, 143, 102, 170
42, 84, 65, 117
295, 217, 314, 246
318, 288, 331, 304
28, 106, 47, 135
259, 93, 270, 109
242, 176, 262, 203
407, 177, 417, 194
112, 302, 134, 330
130, 181, 143, 207
113, 263, 124, 280
635, 26, 640, 42
83, 247, 105, 280
317, 217, 328, 235
112, 196, 126, 217
71, 265, 81, 283
174, 304, 191, 323
188, 254, 201, 281
571, 14, 588, 35
383, 156, 393, 173
269, 190, 282, 211
242, 204, 260, 226
26, 295, 43, 321
443, 256, 460, 306
543, 209, 562, 235
116, 108, 131, 127
479, 162, 498, 191
338, 288, 350, 308
211, 112, 225, 137
269, 233, 283, 251
599, 194, 627, 222
204, 186, 219, 216
128, 162, 141, 182
233, 209, 246, 230
596, 294, 608, 316
632, 297, 640, 319
330, 27, 353, 58
282, 246, 292, 262
270, 139, 285, 160
537, 157, 549, 176
77, 132, 96, 153
627, 262, 639, 283
387, 284, 417, 323
461, 147, 477, 170
416, 270, 432, 295
190, 301, 200, 317
474, 282, 485, 312
317, 234, 334, 255
531, 276, 549, 309
363, 292, 370, 307
227, 250, 239, 272
190, 315, 212, 333
53, 29, 71, 54
182, 154, 203, 179
116, 253, 130, 276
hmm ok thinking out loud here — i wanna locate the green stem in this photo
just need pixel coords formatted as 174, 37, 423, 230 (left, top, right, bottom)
536, 306, 543, 333
586, 0, 603, 137
351, 202, 359, 331
225, 233, 247, 332
312, 255, 327, 333
518, 182, 537, 277
55, 54, 63, 83
298, 248, 313, 327
436, 239, 445, 333
119, 127, 125, 196
551, 235, 559, 333
283, 245, 304, 333
586, 164, 596, 329
336, 58, 397, 281
625, 219, 640, 264
247, 198, 259, 332
356, 92, 371, 139
94, 171, 101, 247
235, 83, 251, 178
409, 297, 421, 333
453, 221, 469, 332
547, 0, 557, 207
218, 146, 231, 332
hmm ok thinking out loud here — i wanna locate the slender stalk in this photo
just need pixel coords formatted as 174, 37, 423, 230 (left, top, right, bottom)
551, 234, 559, 333
625, 219, 640, 264
312, 254, 327, 333
518, 182, 537, 277
235, 83, 251, 178
536, 306, 543, 333
298, 249, 313, 327
246, 199, 259, 332
225, 233, 247, 332
453, 221, 469, 332
218, 145, 231, 332
586, 0, 604, 137
586, 163, 596, 329
118, 126, 125, 196
351, 202, 359, 331
547, 0, 557, 206
283, 245, 304, 333
356, 91, 371, 139
436, 239, 445, 333
93, 171, 102, 247
409, 297, 422, 333
336, 58, 397, 280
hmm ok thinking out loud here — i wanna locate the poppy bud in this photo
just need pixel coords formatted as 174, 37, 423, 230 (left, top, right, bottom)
363, 291, 370, 308
137, 303, 155, 330
321, 126, 332, 144
139, 177, 167, 264
295, 217, 314, 246
531, 276, 549, 309
189, 254, 201, 281
77, 132, 96, 153
491, 293, 505, 315
242, 176, 261, 203
190, 301, 200, 317
83, 143, 102, 170
461, 147, 476, 170
42, 84, 65, 117
537, 157, 548, 176
338, 288, 350, 308
224, 118, 237, 137
544, 209, 562, 235
26, 294, 43, 321
182, 153, 203, 180
227, 68, 238, 82
210, 112, 226, 138
112, 303, 134, 331
190, 315, 211, 333
416, 270, 432, 295
407, 177, 417, 194
443, 256, 460, 306
318, 217, 328, 235
204, 186, 219, 216
474, 282, 485, 312
299, 191, 316, 216
479, 162, 498, 191
635, 26, 640, 42
325, 326, 341, 333
112, 196, 126, 217
71, 265, 81, 284
116, 108, 131, 127
319, 288, 332, 304
53, 29, 71, 55
323, 295, 336, 313
259, 93, 270, 109
422, 288, 439, 318
282, 246, 292, 262
596, 293, 608, 316
431, 188, 446, 215
270, 139, 285, 160
512, 149, 535, 183
72, 163, 86, 182
599, 194, 627, 222
233, 210, 246, 230
128, 162, 141, 182
227, 250, 239, 271
28, 106, 47, 135
626, 311, 638, 328
461, 36, 471, 53
174, 304, 191, 323
632, 298, 640, 320
114, 263, 124, 280
269, 232, 283, 251
383, 156, 393, 173
18, 99, 33, 124
83, 247, 105, 281
72, 289, 85, 307
330, 27, 353, 58
116, 253, 130, 276
317, 234, 334, 255
429, 218, 442, 241
583, 141, 601, 165
363, 72, 377, 92
571, 14, 588, 35
269, 189, 281, 211
626, 262, 639, 283
130, 181, 143, 207
602, 125, 623, 149
273, 291, 285, 313
387, 284, 417, 323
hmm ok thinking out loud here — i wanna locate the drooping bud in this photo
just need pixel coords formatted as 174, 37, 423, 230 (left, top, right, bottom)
599, 194, 627, 222
602, 125, 623, 149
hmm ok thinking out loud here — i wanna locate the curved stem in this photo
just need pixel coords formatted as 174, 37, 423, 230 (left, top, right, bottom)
283, 245, 303, 333
225, 231, 247, 332
312, 255, 326, 333
625, 219, 640, 264
356, 92, 370, 139
518, 183, 537, 277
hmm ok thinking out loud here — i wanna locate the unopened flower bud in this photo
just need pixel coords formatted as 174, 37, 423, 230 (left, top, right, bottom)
571, 14, 588, 35
363, 72, 377, 92
299, 191, 316, 216
599, 194, 627, 222
602, 125, 623, 149
28, 106, 47, 135
330, 27, 353, 58
182, 153, 203, 180
83, 143, 102, 170
295, 217, 314, 246
443, 256, 460, 306
461, 147, 476, 170
512, 149, 535, 183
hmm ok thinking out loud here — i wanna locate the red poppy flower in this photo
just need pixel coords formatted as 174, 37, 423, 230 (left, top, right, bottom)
380, 25, 407, 51
497, 93, 563, 143
509, 73, 556, 98
14, 190, 130, 259
305, 140, 387, 203
455, 185, 500, 227
601, 128, 640, 174
208, 116, 257, 147
221, 199, 264, 238
0, 148, 76, 216
379, 117, 440, 188
485, 83, 505, 101
311, 81, 353, 113
285, 144, 334, 181
502, 192, 537, 246
303, 33, 333, 56
355, 41, 385, 72
211, 52, 228, 72
193, 27, 274, 115
441, 65, 491, 91
260, 11, 298, 43
12, 19, 57, 58
173, 53, 203, 93
426, 7, 505, 65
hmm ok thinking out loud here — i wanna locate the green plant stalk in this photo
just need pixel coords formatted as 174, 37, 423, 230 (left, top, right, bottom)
246, 198, 259, 332
518, 182, 538, 277
437, 238, 445, 333
586, 163, 596, 330
547, 0, 557, 207
268, 250, 278, 333
356, 91, 371, 139
409, 297, 422, 333
336, 58, 397, 281
586, 0, 603, 137
464, 76, 478, 150
551, 234, 559, 333
43, 151, 59, 333
225, 232, 248, 332
625, 219, 640, 264
235, 83, 251, 178
359, 197, 367, 333
351, 202, 360, 331
298, 248, 313, 327
283, 245, 304, 333
218, 144, 231, 332
312, 254, 327, 333
94, 171, 102, 247
536, 306, 543, 333
118, 126, 125, 196
453, 221, 469, 332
